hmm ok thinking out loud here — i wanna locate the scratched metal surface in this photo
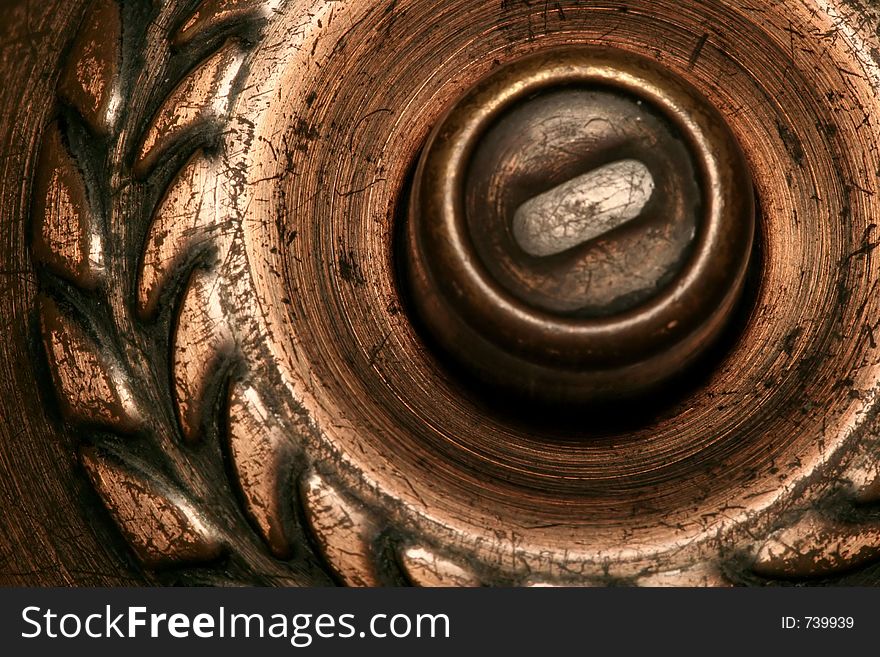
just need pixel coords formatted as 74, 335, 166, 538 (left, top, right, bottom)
0, 0, 141, 586
2, 0, 880, 586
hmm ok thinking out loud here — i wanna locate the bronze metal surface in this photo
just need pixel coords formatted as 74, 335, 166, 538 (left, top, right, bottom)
404, 48, 755, 401
3, 0, 880, 587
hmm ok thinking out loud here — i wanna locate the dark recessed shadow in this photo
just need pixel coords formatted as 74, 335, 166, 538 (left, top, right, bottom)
392, 149, 765, 441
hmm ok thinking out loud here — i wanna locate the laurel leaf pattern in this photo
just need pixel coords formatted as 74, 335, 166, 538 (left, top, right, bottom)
32, 123, 104, 288
137, 149, 234, 319
227, 381, 296, 558
172, 267, 235, 443
635, 565, 731, 588
134, 41, 246, 178
753, 510, 880, 578
841, 435, 880, 504
301, 471, 382, 586
58, 0, 122, 134
34, 0, 287, 577
174, 0, 286, 47
400, 546, 481, 587
82, 447, 224, 568
39, 295, 141, 432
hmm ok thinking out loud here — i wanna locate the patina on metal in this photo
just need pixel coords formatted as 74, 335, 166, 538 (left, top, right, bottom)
4, 0, 880, 587
404, 48, 755, 401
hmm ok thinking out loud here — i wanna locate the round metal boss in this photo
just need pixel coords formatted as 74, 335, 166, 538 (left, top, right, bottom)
404, 47, 755, 401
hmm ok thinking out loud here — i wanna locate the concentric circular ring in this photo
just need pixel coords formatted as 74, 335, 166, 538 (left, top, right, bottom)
405, 47, 755, 400
231, 0, 880, 584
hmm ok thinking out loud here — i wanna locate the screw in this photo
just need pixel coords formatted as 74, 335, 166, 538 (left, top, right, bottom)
404, 48, 755, 402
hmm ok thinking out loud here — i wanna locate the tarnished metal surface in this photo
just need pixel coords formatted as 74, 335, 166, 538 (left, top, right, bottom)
3, 0, 880, 586
404, 47, 754, 401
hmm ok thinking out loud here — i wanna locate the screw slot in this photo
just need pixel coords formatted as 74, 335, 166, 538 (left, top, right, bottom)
512, 158, 655, 258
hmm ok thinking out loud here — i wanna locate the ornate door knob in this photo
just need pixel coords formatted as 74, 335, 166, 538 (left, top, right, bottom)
5, 0, 880, 587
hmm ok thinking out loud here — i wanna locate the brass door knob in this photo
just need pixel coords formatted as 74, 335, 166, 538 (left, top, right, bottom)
4, 0, 880, 587
405, 48, 755, 401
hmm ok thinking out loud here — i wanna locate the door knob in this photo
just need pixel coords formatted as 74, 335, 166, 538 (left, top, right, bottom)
5, 0, 880, 587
